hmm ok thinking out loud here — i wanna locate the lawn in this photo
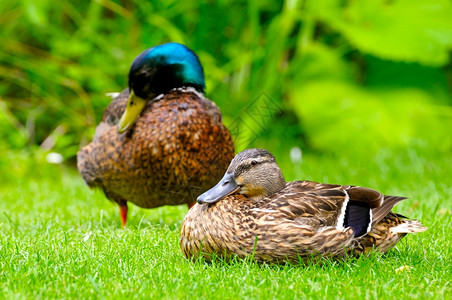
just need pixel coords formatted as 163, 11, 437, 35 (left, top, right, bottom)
0, 146, 450, 299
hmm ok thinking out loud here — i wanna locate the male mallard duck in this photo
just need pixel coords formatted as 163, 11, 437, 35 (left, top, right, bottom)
180, 148, 426, 263
77, 43, 234, 226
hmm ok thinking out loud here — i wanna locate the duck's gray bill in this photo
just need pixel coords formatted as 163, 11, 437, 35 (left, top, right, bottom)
197, 172, 239, 204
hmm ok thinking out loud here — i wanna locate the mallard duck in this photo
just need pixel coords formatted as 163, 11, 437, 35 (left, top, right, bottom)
77, 43, 234, 226
180, 148, 426, 263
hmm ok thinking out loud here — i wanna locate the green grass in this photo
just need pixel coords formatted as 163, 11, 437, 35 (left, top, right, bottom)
0, 146, 450, 299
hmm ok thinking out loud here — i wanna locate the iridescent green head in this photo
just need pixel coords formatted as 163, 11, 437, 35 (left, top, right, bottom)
118, 43, 206, 132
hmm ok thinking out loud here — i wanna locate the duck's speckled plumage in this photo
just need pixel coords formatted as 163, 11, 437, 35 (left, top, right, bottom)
180, 149, 426, 263
78, 88, 233, 209
77, 43, 234, 225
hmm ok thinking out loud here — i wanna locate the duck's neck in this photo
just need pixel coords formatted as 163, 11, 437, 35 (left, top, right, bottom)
172, 86, 205, 98
250, 171, 286, 199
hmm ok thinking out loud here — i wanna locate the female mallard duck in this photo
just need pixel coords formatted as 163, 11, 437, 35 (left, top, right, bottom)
77, 43, 234, 226
180, 148, 426, 263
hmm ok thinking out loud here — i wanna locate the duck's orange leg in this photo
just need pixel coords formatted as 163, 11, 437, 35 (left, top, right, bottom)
119, 204, 128, 227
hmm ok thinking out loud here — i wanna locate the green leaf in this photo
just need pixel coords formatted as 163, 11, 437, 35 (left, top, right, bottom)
289, 79, 452, 153
307, 0, 452, 66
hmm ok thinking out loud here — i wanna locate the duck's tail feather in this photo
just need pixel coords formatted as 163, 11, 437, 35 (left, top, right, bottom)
390, 219, 427, 233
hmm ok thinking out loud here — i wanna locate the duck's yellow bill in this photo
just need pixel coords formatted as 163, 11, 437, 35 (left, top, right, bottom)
118, 91, 147, 133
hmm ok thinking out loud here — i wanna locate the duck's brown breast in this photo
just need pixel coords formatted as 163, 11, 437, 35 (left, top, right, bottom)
77, 89, 234, 208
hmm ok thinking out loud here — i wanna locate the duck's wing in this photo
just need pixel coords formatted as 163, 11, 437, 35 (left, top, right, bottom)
89, 89, 129, 141
342, 187, 407, 230
102, 89, 129, 126
371, 195, 406, 226
267, 181, 407, 238
258, 181, 348, 227
77, 89, 128, 188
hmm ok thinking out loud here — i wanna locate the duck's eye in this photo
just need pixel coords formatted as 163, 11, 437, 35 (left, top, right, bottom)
251, 160, 258, 166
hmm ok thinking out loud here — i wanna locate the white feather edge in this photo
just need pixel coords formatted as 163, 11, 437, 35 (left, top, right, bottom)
106, 92, 121, 98
367, 209, 373, 234
390, 220, 427, 233
336, 191, 349, 230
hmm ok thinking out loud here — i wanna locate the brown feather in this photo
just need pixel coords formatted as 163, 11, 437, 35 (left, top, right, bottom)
371, 196, 406, 226
77, 88, 234, 212
347, 186, 383, 208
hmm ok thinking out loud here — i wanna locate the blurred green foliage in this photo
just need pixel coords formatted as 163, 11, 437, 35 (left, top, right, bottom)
1, 0, 451, 164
